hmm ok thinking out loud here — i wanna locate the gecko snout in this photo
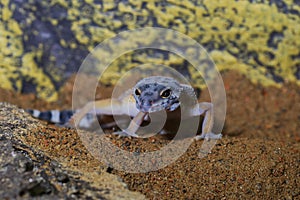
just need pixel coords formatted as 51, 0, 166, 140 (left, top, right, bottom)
146, 100, 154, 105
140, 99, 154, 108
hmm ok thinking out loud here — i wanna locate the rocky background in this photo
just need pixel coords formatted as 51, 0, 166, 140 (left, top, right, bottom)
0, 0, 299, 101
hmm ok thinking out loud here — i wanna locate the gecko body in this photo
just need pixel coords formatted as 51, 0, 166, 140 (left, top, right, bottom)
28, 76, 222, 140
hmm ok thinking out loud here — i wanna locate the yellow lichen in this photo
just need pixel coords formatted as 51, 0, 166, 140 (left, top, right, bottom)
21, 52, 57, 101
0, 0, 299, 102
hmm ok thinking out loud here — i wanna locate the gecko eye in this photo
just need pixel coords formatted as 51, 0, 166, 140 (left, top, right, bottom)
160, 89, 172, 98
134, 88, 141, 96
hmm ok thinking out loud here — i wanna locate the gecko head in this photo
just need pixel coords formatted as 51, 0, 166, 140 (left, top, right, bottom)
133, 76, 183, 113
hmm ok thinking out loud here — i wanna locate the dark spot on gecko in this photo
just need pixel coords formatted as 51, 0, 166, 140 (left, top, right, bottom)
39, 111, 52, 121
59, 110, 74, 124
144, 92, 154, 96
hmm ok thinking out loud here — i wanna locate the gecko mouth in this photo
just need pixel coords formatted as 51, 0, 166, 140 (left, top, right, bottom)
137, 100, 180, 113
138, 104, 166, 113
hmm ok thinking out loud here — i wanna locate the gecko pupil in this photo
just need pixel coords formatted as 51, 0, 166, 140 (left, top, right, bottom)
135, 89, 141, 96
160, 89, 171, 98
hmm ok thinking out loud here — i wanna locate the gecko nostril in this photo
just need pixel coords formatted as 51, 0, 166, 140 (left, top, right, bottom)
142, 100, 153, 106
149, 100, 154, 105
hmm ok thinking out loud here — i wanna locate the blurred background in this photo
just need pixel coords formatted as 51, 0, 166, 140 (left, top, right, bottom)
0, 0, 299, 101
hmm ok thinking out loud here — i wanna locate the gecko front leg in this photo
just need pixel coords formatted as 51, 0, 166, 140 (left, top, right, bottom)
191, 102, 222, 140
113, 111, 148, 137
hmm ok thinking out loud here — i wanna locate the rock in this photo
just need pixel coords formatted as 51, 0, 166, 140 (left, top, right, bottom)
0, 102, 145, 200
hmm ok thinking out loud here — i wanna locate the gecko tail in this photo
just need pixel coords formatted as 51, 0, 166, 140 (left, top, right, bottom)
26, 109, 75, 125
26, 109, 98, 129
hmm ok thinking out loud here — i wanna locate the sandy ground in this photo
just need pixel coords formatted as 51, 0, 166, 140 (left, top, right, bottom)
0, 71, 299, 199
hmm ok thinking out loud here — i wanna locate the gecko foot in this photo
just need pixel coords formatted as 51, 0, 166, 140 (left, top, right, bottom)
112, 130, 140, 138
194, 133, 222, 141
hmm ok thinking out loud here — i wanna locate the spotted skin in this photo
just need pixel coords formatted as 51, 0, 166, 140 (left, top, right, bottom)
133, 77, 183, 113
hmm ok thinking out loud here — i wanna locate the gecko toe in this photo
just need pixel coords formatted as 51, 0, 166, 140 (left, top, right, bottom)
194, 133, 222, 140
113, 131, 139, 138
